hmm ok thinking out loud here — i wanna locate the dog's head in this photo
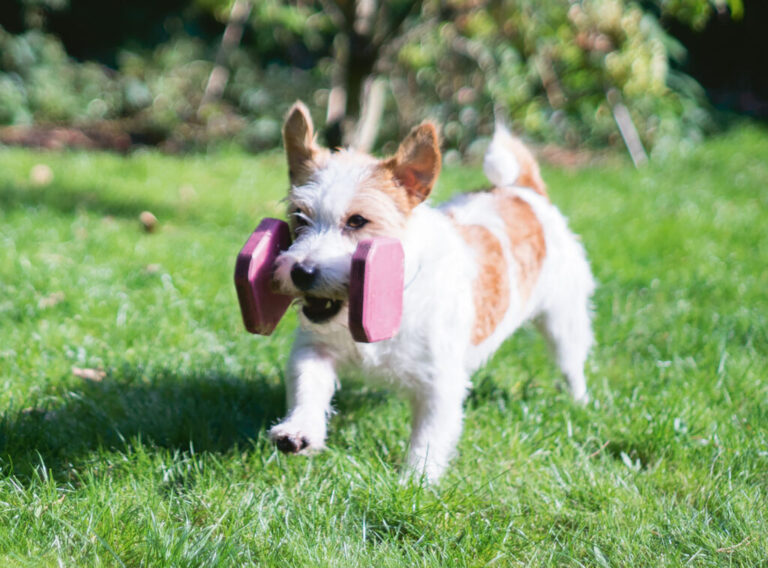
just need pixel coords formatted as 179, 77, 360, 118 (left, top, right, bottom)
273, 101, 441, 324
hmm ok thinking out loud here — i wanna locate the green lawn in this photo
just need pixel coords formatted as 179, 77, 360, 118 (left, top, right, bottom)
0, 127, 767, 566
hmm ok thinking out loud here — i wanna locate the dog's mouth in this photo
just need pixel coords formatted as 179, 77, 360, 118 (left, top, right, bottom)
301, 296, 344, 323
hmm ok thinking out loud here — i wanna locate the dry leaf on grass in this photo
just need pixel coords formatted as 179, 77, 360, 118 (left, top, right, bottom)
72, 367, 106, 382
38, 292, 65, 309
30, 163, 54, 186
139, 211, 158, 232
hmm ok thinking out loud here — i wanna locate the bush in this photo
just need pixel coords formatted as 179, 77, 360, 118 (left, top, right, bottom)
388, 0, 717, 153
0, 0, 739, 155
0, 27, 120, 124
0, 26, 328, 149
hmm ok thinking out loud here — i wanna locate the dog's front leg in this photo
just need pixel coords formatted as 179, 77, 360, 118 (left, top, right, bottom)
404, 375, 469, 483
269, 342, 337, 454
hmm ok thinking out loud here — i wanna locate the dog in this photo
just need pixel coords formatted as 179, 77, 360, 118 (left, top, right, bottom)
268, 101, 595, 482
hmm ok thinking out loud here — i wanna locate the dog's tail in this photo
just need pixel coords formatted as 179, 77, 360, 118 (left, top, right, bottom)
483, 124, 548, 199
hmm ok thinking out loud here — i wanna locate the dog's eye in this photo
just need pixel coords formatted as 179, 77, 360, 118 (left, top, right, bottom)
291, 209, 311, 231
345, 214, 369, 230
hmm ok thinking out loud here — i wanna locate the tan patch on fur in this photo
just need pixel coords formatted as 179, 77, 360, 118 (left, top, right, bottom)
366, 166, 414, 215
454, 222, 511, 345
290, 148, 330, 186
344, 179, 408, 240
283, 101, 329, 186
493, 190, 547, 302
383, 122, 442, 209
502, 136, 548, 199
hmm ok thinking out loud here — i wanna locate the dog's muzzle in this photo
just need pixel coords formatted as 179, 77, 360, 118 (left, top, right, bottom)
301, 296, 344, 323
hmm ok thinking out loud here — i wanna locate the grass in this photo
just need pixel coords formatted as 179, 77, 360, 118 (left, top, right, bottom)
0, 126, 767, 566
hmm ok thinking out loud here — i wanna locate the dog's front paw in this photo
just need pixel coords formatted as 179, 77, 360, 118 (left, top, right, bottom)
269, 422, 324, 454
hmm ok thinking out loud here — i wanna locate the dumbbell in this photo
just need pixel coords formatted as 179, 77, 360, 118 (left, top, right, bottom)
234, 218, 404, 343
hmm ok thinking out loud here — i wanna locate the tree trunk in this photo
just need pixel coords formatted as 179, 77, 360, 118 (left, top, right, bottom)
607, 88, 648, 167
198, 0, 252, 117
323, 0, 419, 149
323, 0, 379, 148
352, 76, 387, 152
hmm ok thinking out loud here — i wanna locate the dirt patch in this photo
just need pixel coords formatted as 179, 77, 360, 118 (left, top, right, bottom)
0, 123, 617, 168
0, 124, 133, 152
536, 143, 613, 169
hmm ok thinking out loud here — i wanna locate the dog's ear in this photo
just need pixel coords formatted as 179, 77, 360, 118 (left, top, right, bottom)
283, 101, 324, 185
385, 122, 442, 207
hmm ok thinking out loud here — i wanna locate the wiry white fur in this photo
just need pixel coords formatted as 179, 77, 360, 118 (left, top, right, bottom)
268, 129, 595, 482
483, 123, 521, 188
273, 154, 376, 299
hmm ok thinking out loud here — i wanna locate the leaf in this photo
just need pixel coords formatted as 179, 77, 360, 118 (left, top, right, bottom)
72, 367, 105, 382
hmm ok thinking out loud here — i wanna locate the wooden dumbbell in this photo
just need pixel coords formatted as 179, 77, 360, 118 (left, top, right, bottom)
234, 218, 404, 342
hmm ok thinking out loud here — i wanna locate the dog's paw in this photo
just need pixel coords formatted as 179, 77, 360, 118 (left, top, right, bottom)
401, 454, 448, 485
572, 388, 590, 404
269, 423, 324, 454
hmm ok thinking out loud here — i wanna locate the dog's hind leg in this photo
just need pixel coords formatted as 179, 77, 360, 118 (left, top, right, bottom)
537, 308, 592, 402
535, 257, 595, 402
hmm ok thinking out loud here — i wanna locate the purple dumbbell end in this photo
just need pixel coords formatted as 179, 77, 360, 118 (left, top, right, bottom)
234, 218, 293, 335
348, 237, 404, 343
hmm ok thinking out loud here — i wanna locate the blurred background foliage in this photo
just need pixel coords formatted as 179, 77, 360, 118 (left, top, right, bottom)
0, 0, 764, 156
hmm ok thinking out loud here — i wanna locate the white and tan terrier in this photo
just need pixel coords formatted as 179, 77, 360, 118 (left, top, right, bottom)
269, 102, 595, 482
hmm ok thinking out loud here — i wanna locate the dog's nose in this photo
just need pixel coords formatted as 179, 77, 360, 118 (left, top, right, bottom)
290, 261, 318, 291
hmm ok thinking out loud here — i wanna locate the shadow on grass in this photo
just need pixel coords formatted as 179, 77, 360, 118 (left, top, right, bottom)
0, 366, 400, 481
0, 180, 172, 220
0, 368, 286, 480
